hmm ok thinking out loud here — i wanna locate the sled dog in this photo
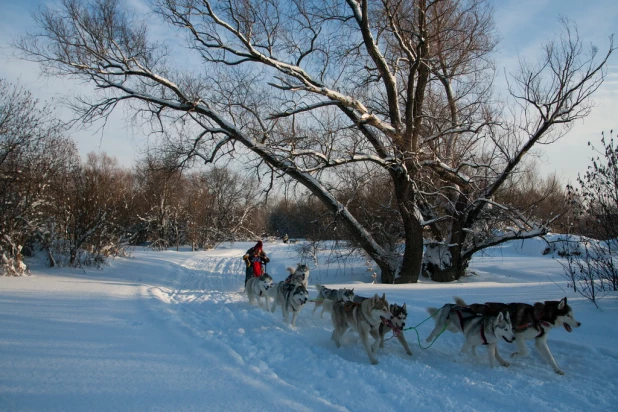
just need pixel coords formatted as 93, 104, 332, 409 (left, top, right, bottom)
379, 303, 413, 356
271, 281, 309, 326
351, 294, 368, 303
313, 284, 355, 318
285, 264, 310, 288
454, 297, 581, 374
331, 293, 393, 365
245, 274, 274, 309
426, 303, 515, 368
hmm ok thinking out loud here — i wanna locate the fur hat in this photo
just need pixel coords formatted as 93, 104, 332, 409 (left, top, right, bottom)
255, 240, 263, 250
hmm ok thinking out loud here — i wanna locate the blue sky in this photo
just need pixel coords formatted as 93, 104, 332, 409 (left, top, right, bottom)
1, 0, 617, 182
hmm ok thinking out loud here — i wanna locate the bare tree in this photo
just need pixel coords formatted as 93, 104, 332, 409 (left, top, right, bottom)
133, 157, 185, 249
16, 0, 613, 282
184, 167, 259, 249
50, 153, 132, 266
0, 78, 72, 275
560, 131, 618, 306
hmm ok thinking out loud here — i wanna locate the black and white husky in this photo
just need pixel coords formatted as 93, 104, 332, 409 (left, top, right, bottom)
331, 294, 393, 365
312, 284, 355, 318
379, 303, 413, 356
245, 274, 274, 309
426, 303, 515, 368
285, 264, 310, 288
271, 281, 309, 326
454, 296, 581, 374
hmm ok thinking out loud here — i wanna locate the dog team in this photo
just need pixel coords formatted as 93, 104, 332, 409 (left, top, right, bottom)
245, 263, 581, 373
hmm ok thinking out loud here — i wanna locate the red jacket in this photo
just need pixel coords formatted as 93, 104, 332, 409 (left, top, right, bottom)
243, 247, 269, 276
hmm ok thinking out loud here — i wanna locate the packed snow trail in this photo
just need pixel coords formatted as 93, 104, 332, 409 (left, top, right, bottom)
0, 250, 341, 411
1, 240, 617, 411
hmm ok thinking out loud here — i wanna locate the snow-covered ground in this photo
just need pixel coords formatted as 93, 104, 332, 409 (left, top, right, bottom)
1, 239, 617, 411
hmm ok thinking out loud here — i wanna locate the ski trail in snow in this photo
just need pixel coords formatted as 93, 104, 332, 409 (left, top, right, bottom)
146, 252, 350, 410
3, 239, 618, 411
141, 249, 618, 412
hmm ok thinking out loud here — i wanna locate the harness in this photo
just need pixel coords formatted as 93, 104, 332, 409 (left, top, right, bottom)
455, 309, 488, 345
455, 309, 466, 330
344, 301, 362, 312
513, 312, 552, 338
535, 310, 552, 337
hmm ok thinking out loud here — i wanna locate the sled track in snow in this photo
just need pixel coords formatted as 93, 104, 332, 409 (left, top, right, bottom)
145, 251, 618, 412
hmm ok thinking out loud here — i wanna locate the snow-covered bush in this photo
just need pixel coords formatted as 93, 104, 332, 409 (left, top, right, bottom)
560, 132, 618, 305
0, 79, 75, 275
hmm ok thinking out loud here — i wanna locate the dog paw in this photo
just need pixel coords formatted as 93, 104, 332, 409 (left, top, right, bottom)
406, 350, 413, 356
370, 358, 379, 365
501, 361, 510, 367
555, 369, 565, 375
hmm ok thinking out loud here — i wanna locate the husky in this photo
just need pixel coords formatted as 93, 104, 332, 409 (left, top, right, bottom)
312, 284, 355, 318
271, 281, 309, 326
379, 303, 413, 356
285, 264, 310, 288
426, 303, 515, 368
245, 274, 274, 309
454, 297, 581, 374
351, 294, 368, 303
331, 293, 393, 365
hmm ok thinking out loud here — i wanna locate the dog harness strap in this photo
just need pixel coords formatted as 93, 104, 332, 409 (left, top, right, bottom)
481, 325, 488, 345
345, 301, 360, 312
455, 310, 465, 331
535, 310, 552, 328
533, 309, 550, 336
516, 323, 533, 331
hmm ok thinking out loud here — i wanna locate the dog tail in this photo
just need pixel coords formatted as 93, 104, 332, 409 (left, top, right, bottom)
286, 266, 295, 274
453, 296, 467, 307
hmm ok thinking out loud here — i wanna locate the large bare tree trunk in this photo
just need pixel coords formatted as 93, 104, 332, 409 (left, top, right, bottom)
390, 176, 423, 283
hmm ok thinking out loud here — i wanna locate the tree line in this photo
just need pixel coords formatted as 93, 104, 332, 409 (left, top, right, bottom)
7, 0, 616, 282
0, 79, 266, 274
2, 75, 614, 280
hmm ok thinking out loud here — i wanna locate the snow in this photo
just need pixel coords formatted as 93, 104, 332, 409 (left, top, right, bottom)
1, 238, 617, 411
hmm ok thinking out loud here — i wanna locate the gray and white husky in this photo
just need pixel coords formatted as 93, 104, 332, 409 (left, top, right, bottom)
379, 303, 413, 356
312, 284, 355, 318
454, 297, 581, 375
285, 264, 310, 288
271, 281, 309, 326
331, 293, 393, 365
245, 274, 274, 309
426, 303, 515, 368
